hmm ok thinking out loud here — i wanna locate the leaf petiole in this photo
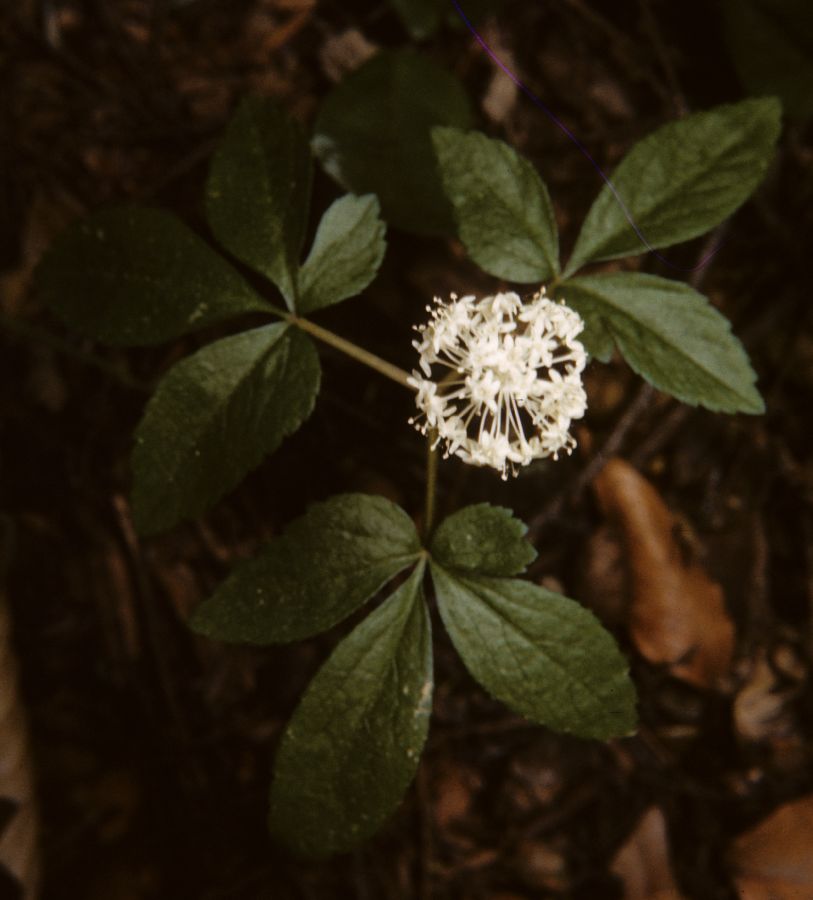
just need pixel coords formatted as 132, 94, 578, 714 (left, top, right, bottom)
262, 303, 413, 390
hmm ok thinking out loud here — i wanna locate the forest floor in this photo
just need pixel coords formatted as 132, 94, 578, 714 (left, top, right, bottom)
2, 1, 813, 898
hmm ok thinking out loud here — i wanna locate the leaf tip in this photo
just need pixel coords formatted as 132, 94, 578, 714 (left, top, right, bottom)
739, 387, 766, 416
187, 604, 212, 637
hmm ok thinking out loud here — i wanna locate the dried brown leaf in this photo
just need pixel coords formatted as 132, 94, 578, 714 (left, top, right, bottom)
593, 459, 735, 688
514, 839, 568, 892
0, 593, 39, 899
481, 25, 519, 124
319, 29, 378, 83
734, 648, 798, 745
731, 794, 813, 900
432, 761, 481, 831
611, 807, 685, 900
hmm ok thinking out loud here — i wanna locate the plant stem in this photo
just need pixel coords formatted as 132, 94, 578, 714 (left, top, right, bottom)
263, 303, 439, 533
423, 429, 439, 540
291, 316, 413, 388
263, 304, 413, 390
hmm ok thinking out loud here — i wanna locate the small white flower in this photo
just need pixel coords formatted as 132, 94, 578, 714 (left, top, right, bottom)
408, 288, 587, 479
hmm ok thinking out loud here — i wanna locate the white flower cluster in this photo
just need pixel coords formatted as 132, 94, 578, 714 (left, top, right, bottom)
408, 288, 587, 479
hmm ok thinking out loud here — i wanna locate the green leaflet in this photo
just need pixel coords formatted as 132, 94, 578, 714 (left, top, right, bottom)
297, 194, 386, 314
430, 565, 637, 740
313, 50, 473, 235
191, 494, 422, 644
565, 293, 616, 364
564, 98, 782, 275
206, 96, 313, 308
131, 324, 320, 535
723, 0, 813, 119
35, 207, 268, 346
432, 127, 559, 282
269, 564, 432, 857
558, 273, 764, 414
431, 504, 537, 576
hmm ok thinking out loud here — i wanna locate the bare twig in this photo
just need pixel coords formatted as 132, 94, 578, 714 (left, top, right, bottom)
630, 403, 691, 466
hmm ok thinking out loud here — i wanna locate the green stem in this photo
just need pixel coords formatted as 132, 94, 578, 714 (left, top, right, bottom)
264, 303, 413, 389
263, 304, 437, 532
423, 429, 439, 541
292, 316, 413, 388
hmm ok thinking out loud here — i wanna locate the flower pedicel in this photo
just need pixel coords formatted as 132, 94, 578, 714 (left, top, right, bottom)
408, 288, 587, 479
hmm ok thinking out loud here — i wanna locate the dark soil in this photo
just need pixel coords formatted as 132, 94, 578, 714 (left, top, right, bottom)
2, 1, 812, 898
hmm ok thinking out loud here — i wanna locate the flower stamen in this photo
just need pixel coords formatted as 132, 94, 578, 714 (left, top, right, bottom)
408, 288, 587, 479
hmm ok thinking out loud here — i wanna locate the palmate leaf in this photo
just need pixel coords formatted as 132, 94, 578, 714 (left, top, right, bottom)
558, 273, 764, 414
313, 50, 473, 235
206, 96, 313, 308
35, 207, 269, 346
131, 323, 320, 535
430, 504, 537, 576
430, 565, 637, 740
297, 194, 386, 314
269, 564, 432, 857
564, 98, 782, 276
432, 127, 559, 282
191, 494, 422, 644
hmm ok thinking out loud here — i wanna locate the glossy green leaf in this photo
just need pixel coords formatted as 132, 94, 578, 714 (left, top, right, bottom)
431, 504, 536, 576
563, 289, 616, 364
297, 194, 386, 314
313, 50, 473, 235
564, 98, 782, 275
431, 566, 637, 739
432, 127, 559, 282
35, 208, 268, 346
558, 273, 764, 414
191, 494, 422, 644
269, 564, 432, 857
131, 324, 319, 535
723, 0, 813, 119
206, 96, 312, 307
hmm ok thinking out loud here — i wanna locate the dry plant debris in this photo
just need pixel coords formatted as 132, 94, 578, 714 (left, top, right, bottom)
0, 591, 39, 899
611, 807, 684, 900
730, 794, 813, 900
2, 0, 812, 895
593, 457, 735, 689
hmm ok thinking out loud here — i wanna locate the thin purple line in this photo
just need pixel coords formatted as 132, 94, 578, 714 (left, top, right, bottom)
451, 0, 722, 273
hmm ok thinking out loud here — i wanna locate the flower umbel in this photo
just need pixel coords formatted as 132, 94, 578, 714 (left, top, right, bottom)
408, 289, 587, 479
